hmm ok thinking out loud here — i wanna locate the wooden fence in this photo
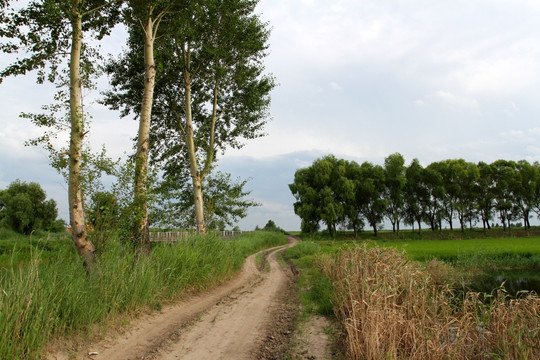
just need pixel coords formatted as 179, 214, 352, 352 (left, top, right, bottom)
150, 230, 247, 243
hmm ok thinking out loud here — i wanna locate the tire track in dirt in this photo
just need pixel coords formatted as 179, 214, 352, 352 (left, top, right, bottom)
50, 236, 298, 360
153, 236, 299, 359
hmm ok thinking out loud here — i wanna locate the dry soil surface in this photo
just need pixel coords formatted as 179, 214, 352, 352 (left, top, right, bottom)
49, 235, 332, 360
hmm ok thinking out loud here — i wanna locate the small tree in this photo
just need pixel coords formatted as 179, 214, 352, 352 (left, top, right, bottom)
262, 220, 283, 233
384, 153, 406, 233
355, 162, 386, 237
404, 158, 427, 234
0, 180, 60, 234
154, 171, 259, 230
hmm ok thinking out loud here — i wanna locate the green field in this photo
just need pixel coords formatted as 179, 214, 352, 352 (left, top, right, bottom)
376, 236, 540, 266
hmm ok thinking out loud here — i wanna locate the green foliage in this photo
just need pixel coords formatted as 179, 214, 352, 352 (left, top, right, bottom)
0, 231, 286, 358
154, 171, 259, 230
290, 155, 353, 236
104, 0, 274, 232
0, 0, 120, 83
260, 219, 285, 233
0, 180, 61, 234
291, 154, 540, 236
285, 241, 335, 316
384, 152, 406, 232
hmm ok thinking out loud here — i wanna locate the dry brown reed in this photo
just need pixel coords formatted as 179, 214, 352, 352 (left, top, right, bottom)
321, 244, 540, 360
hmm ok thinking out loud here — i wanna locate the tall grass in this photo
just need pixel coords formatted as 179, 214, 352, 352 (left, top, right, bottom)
0, 229, 73, 267
322, 244, 540, 360
0, 231, 286, 359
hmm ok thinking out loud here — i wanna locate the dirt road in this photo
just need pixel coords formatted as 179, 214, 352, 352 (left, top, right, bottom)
52, 236, 305, 360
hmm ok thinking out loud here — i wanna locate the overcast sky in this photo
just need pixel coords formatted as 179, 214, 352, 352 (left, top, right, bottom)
2, 0, 540, 231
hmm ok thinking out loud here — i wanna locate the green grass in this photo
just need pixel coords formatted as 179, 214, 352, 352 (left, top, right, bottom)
0, 228, 73, 267
375, 237, 540, 269
285, 241, 336, 317
0, 230, 286, 359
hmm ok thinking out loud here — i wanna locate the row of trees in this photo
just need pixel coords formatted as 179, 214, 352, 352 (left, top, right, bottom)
0, 0, 272, 263
290, 154, 540, 236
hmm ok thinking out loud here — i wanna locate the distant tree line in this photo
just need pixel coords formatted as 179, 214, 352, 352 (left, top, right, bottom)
289, 154, 540, 236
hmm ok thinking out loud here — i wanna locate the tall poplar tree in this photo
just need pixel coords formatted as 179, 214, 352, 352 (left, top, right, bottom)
384, 153, 406, 233
125, 1, 182, 249
0, 0, 120, 267
106, 0, 274, 234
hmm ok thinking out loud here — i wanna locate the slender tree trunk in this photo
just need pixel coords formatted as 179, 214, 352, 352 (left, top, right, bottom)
134, 18, 156, 252
192, 175, 206, 233
183, 68, 206, 233
417, 218, 422, 234
373, 224, 378, 237
69, 10, 95, 267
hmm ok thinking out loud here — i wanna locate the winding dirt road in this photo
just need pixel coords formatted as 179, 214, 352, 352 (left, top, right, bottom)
51, 236, 301, 360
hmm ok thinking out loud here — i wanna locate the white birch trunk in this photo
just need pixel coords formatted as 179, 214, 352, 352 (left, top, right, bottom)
134, 17, 156, 250
69, 7, 95, 267
183, 71, 206, 233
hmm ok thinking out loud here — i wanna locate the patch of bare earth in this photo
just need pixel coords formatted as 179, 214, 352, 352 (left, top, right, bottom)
288, 315, 336, 360
48, 236, 316, 360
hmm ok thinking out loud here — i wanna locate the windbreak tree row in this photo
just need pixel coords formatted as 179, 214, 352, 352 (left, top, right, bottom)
289, 154, 540, 236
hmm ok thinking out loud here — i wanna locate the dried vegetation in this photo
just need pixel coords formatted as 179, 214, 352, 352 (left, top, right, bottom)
322, 244, 540, 359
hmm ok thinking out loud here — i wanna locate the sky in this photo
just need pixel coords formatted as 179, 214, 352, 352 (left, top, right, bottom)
2, 0, 540, 231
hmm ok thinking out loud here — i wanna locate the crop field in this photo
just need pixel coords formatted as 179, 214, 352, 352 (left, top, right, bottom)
287, 234, 540, 359
376, 236, 540, 266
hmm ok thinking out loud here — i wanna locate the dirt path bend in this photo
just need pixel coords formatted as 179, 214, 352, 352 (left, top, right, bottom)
52, 236, 299, 360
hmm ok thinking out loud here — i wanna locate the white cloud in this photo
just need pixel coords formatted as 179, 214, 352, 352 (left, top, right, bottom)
449, 54, 539, 95
431, 90, 479, 109
500, 128, 540, 140
330, 81, 342, 91
527, 127, 540, 136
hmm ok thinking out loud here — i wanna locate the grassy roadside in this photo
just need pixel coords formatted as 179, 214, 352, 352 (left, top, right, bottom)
0, 231, 286, 359
284, 240, 344, 359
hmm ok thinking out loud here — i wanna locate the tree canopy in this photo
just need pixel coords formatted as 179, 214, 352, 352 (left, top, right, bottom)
104, 0, 274, 234
290, 154, 540, 236
0, 180, 62, 234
